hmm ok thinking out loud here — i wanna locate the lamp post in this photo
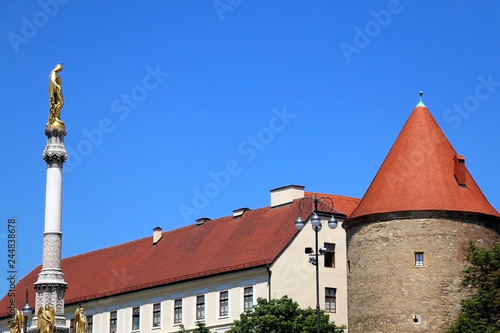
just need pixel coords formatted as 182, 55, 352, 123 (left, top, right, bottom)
294, 196, 338, 333
21, 285, 33, 333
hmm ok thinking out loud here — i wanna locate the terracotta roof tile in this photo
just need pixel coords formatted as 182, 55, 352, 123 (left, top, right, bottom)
304, 192, 360, 216
345, 106, 500, 224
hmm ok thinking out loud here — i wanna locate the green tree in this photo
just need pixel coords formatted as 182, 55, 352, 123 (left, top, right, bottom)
448, 241, 500, 333
228, 295, 345, 333
177, 321, 211, 333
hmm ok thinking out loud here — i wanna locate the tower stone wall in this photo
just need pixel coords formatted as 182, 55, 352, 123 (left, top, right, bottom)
346, 212, 500, 333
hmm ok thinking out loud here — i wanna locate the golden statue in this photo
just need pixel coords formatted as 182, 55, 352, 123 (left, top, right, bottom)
8, 309, 24, 333
47, 64, 65, 129
38, 305, 55, 333
74, 307, 88, 333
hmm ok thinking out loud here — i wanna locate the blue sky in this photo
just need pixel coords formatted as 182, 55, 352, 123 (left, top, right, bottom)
1, 1, 500, 296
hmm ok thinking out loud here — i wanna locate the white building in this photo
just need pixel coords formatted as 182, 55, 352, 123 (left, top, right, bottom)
0, 185, 359, 332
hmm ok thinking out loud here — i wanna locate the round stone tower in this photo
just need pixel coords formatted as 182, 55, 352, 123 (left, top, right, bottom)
343, 99, 500, 332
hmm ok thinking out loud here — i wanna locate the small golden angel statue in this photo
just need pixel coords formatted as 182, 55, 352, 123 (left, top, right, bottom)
8, 309, 24, 333
38, 305, 55, 333
75, 307, 88, 333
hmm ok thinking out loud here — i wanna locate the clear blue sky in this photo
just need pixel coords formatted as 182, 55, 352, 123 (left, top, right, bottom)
1, 1, 500, 296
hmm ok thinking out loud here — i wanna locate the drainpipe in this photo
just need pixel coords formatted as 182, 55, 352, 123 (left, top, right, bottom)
266, 264, 272, 300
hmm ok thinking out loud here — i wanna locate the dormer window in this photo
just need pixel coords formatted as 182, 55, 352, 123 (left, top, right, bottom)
454, 155, 466, 187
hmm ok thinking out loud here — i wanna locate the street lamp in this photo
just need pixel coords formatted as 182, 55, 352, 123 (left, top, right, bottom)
21, 285, 33, 333
294, 196, 338, 333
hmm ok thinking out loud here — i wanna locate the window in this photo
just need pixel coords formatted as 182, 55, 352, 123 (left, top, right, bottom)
219, 291, 229, 317
86, 315, 93, 333
152, 303, 161, 327
415, 252, 424, 266
174, 299, 182, 324
244, 286, 253, 312
109, 311, 117, 333
132, 307, 140, 330
70, 319, 75, 333
196, 295, 205, 320
325, 288, 336, 313
324, 243, 335, 268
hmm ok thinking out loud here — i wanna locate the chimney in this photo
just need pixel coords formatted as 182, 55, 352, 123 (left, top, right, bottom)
153, 227, 162, 245
270, 185, 305, 208
454, 155, 466, 187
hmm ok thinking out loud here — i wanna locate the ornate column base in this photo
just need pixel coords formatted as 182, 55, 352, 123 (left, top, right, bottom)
28, 281, 68, 331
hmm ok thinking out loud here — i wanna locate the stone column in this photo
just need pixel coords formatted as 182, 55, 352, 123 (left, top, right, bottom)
29, 126, 69, 333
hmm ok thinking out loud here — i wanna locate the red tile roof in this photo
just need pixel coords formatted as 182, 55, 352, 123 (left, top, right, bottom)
345, 106, 500, 225
305, 192, 360, 217
0, 193, 355, 318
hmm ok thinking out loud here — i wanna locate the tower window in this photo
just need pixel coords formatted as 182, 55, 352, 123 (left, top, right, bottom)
415, 252, 424, 266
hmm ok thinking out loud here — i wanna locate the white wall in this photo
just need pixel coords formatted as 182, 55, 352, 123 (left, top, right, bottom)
271, 215, 348, 328
60, 267, 269, 333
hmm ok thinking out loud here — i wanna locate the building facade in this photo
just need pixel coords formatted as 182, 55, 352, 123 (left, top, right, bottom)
0, 186, 358, 332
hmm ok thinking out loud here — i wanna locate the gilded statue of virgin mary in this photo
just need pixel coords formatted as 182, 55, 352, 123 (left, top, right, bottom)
47, 64, 65, 129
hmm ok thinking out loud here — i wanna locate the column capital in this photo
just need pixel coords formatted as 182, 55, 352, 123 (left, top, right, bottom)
43, 127, 68, 165
44, 126, 67, 137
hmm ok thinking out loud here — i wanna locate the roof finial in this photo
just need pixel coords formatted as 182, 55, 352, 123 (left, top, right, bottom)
416, 90, 426, 107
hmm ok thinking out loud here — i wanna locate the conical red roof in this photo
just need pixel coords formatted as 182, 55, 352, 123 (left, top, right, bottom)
346, 105, 500, 223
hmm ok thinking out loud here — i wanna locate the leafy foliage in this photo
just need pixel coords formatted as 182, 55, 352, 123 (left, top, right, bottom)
177, 321, 211, 333
448, 241, 500, 333
228, 295, 345, 333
